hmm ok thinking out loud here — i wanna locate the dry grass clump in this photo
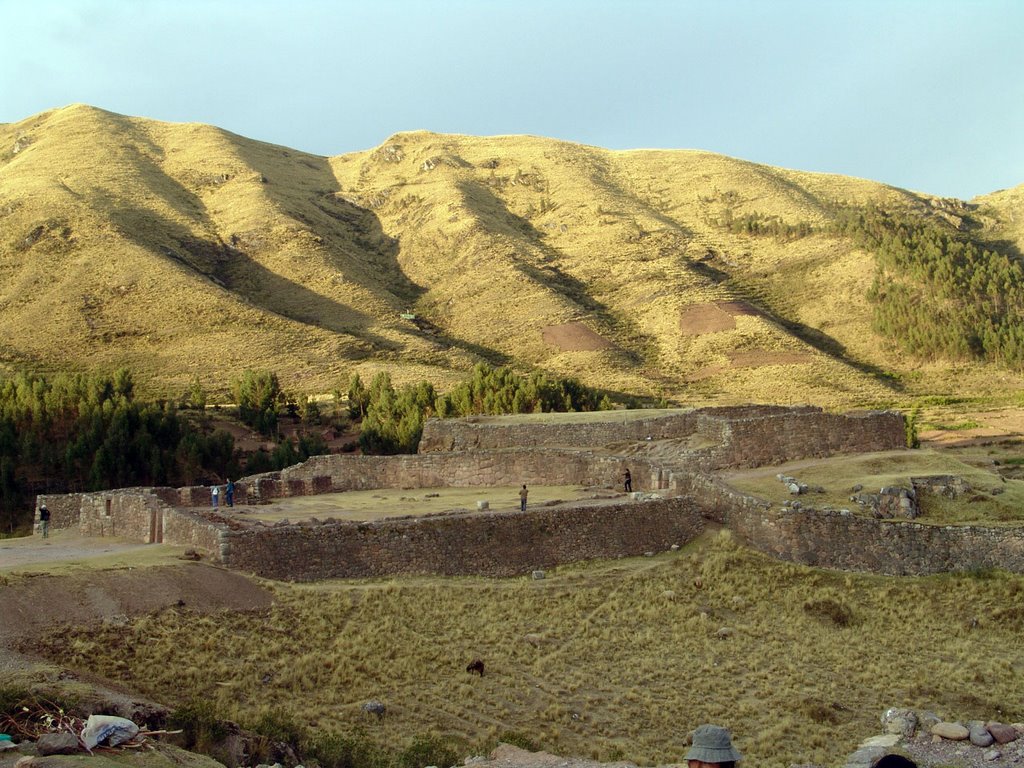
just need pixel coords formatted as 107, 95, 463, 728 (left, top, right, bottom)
30, 532, 1024, 767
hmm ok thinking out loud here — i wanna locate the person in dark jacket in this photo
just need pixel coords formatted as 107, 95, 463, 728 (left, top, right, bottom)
39, 504, 51, 538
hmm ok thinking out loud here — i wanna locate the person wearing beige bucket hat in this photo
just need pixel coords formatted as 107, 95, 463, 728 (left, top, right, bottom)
684, 724, 742, 767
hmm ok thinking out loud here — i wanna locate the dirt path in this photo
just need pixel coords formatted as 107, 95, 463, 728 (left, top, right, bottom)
0, 529, 158, 571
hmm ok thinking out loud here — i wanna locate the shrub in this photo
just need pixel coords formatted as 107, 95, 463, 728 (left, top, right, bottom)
397, 734, 461, 768
169, 699, 229, 754
802, 597, 854, 627
305, 732, 389, 768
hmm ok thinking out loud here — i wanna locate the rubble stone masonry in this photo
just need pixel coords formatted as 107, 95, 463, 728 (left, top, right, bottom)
33, 406, 1024, 580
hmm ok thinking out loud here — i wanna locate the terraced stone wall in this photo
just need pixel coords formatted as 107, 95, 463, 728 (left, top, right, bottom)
418, 406, 905, 470
219, 497, 707, 581
417, 410, 704, 452
701, 409, 906, 470
229, 450, 680, 504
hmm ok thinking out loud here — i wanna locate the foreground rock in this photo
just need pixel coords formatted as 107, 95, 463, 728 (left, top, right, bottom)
843, 709, 1024, 768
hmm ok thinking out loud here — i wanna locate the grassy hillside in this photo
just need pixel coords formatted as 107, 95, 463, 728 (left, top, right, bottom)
30, 532, 1024, 767
3, 105, 1024, 407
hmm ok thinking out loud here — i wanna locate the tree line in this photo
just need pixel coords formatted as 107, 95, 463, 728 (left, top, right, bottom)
347, 363, 614, 455
0, 369, 328, 534
830, 205, 1024, 368
707, 198, 1024, 369
0, 364, 620, 534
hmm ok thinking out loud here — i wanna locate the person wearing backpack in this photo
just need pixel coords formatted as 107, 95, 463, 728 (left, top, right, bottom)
38, 504, 51, 538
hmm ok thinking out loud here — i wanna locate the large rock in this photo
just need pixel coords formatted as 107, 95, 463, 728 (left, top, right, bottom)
881, 707, 918, 737
970, 721, 995, 747
36, 733, 80, 755
931, 722, 969, 740
986, 722, 1018, 744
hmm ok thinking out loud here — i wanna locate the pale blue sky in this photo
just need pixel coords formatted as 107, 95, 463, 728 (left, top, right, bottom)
2, 0, 1022, 199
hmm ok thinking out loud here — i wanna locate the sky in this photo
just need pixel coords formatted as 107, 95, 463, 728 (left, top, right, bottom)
1, 0, 1023, 200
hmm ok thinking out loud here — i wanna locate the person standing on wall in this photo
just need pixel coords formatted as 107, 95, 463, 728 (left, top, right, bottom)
226, 479, 235, 507
624, 467, 632, 493
519, 484, 528, 511
38, 504, 51, 538
211, 484, 220, 509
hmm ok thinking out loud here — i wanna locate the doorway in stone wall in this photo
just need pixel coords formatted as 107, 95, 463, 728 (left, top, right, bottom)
148, 508, 163, 544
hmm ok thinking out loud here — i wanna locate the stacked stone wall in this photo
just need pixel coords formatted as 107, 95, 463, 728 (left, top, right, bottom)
223, 450, 678, 504
220, 497, 706, 581
418, 411, 701, 452
36, 494, 81, 531
36, 406, 1024, 581
696, 409, 906, 470
726, 505, 1024, 576
37, 489, 225, 550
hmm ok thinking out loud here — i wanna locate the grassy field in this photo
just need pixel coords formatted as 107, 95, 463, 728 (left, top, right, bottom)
30, 531, 1024, 768
243, 485, 598, 522
720, 447, 1024, 524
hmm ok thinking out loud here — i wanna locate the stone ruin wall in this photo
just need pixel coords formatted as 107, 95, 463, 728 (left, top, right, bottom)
32, 406, 1024, 580
221, 497, 707, 581
673, 472, 1024, 575
415, 405, 905, 470
243, 449, 678, 502
417, 409, 703, 453
698, 409, 907, 470
37, 488, 223, 553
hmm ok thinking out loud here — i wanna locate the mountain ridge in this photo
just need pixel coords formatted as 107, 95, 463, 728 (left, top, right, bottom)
2, 104, 1022, 406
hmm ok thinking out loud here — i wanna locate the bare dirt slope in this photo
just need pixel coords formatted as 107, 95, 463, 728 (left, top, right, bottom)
0, 561, 273, 645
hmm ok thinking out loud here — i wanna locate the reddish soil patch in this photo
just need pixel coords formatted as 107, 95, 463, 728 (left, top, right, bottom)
541, 322, 613, 352
686, 349, 811, 381
727, 350, 812, 367
679, 301, 763, 335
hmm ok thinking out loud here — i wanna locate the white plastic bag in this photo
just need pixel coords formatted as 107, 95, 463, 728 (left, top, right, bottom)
80, 715, 139, 749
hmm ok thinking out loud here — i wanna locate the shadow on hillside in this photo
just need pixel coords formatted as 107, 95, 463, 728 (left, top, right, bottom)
228, 140, 426, 309
717, 270, 904, 391
101, 194, 405, 349
456, 180, 653, 365
224, 143, 513, 366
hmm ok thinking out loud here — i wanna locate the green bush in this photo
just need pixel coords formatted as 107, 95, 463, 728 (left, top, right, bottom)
802, 597, 855, 627
169, 699, 229, 754
305, 732, 390, 768
397, 734, 461, 768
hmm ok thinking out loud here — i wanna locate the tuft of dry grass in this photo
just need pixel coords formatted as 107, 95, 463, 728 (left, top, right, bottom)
30, 532, 1024, 768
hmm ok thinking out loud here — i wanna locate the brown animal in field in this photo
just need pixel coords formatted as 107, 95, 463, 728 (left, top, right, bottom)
694, 577, 703, 589
466, 658, 485, 677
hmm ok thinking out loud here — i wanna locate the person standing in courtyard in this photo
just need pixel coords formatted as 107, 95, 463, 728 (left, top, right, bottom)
226, 479, 235, 507
211, 484, 219, 509
38, 504, 50, 538
624, 467, 632, 493
519, 484, 528, 511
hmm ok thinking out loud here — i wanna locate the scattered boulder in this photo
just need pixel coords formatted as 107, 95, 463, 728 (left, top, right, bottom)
881, 708, 918, 737
931, 722, 969, 740
969, 721, 995, 747
36, 733, 80, 756
986, 722, 1018, 744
